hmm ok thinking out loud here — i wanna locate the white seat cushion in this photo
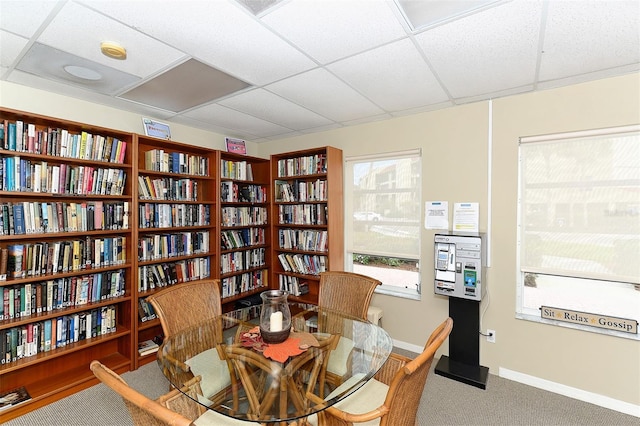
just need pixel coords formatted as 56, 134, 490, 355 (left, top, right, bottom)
193, 409, 255, 425
185, 348, 231, 398
326, 336, 355, 377
327, 377, 389, 426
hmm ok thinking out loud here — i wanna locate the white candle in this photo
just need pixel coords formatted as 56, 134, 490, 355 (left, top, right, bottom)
270, 311, 283, 332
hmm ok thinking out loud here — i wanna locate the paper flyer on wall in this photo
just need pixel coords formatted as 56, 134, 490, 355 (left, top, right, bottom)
453, 202, 479, 232
424, 201, 448, 229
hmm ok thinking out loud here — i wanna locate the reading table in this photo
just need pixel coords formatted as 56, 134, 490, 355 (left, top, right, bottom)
157, 303, 392, 424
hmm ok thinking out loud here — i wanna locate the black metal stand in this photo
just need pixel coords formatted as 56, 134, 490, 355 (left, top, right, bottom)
434, 297, 489, 389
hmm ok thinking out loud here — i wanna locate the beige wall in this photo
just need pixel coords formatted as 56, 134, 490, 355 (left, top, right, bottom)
1, 74, 638, 409
0, 81, 261, 155
258, 73, 640, 409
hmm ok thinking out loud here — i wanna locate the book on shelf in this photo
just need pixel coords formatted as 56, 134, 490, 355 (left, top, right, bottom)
0, 385, 31, 411
138, 339, 159, 356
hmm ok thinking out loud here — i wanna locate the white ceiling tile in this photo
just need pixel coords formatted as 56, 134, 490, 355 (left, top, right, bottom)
262, 0, 406, 64
539, 0, 640, 81
219, 88, 334, 130
328, 38, 449, 112
415, 0, 542, 99
0, 0, 638, 141
181, 102, 294, 138
82, 0, 316, 85
0, 0, 59, 38
38, 2, 185, 78
0, 30, 28, 68
266, 68, 385, 122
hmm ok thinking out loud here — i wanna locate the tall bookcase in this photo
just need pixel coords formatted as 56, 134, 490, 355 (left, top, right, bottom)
0, 107, 346, 421
218, 152, 271, 310
270, 147, 344, 304
0, 107, 134, 421
133, 135, 217, 367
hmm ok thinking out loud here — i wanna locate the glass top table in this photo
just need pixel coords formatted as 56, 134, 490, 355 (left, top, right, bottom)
157, 302, 393, 424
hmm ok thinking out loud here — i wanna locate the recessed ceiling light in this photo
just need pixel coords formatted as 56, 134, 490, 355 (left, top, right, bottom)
101, 41, 127, 60
63, 65, 102, 81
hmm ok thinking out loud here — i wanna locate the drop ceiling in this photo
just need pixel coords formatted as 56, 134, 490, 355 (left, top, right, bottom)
0, 0, 638, 142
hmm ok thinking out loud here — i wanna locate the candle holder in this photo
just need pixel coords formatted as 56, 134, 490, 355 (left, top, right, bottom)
259, 290, 291, 344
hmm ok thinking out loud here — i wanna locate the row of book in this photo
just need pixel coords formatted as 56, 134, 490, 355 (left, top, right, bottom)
143, 149, 209, 176
0, 236, 127, 280
137, 297, 157, 322
221, 269, 268, 299
223, 304, 260, 328
139, 203, 210, 228
275, 179, 328, 202
278, 275, 310, 297
220, 159, 254, 181
0, 156, 126, 196
278, 204, 328, 225
277, 253, 327, 276
221, 228, 266, 250
0, 119, 127, 163
0, 305, 118, 364
0, 201, 129, 236
221, 182, 267, 203
138, 231, 209, 261
0, 270, 126, 320
221, 248, 266, 274
137, 257, 210, 292
278, 229, 328, 253
137, 175, 199, 201
276, 154, 327, 177
221, 206, 268, 227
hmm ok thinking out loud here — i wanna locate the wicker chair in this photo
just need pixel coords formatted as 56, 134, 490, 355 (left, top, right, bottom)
146, 279, 222, 337
89, 360, 253, 425
309, 317, 453, 426
147, 280, 233, 404
317, 272, 381, 389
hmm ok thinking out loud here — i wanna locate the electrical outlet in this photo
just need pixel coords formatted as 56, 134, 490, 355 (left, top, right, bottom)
487, 329, 496, 343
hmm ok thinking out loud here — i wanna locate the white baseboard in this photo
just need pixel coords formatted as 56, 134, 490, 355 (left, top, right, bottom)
499, 367, 640, 418
392, 338, 423, 354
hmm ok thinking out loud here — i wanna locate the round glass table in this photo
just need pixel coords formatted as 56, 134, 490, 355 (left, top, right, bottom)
157, 302, 393, 424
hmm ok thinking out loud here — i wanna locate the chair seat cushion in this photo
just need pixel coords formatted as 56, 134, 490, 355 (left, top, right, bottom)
193, 409, 255, 425
326, 336, 355, 376
185, 348, 231, 398
329, 377, 389, 426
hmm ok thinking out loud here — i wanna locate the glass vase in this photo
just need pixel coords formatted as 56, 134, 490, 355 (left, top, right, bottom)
259, 290, 291, 344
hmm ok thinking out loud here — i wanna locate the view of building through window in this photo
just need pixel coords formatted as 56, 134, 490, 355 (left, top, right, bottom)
345, 150, 421, 298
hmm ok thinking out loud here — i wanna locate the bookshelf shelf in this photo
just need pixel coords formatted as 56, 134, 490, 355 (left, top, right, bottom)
133, 135, 217, 367
270, 147, 343, 304
218, 151, 271, 309
0, 107, 134, 422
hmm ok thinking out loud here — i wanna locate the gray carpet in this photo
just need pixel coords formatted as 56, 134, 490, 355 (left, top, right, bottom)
4, 355, 638, 426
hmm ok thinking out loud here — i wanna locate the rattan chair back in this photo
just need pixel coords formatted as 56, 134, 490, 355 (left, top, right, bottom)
318, 271, 381, 321
90, 360, 201, 426
147, 279, 222, 337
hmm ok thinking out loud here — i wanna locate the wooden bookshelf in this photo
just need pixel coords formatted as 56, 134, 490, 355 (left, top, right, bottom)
0, 107, 346, 420
270, 147, 344, 304
133, 135, 217, 368
0, 107, 134, 422
218, 151, 271, 311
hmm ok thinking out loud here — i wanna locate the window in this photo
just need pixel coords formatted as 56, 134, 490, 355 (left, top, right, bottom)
517, 125, 640, 339
345, 150, 421, 299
